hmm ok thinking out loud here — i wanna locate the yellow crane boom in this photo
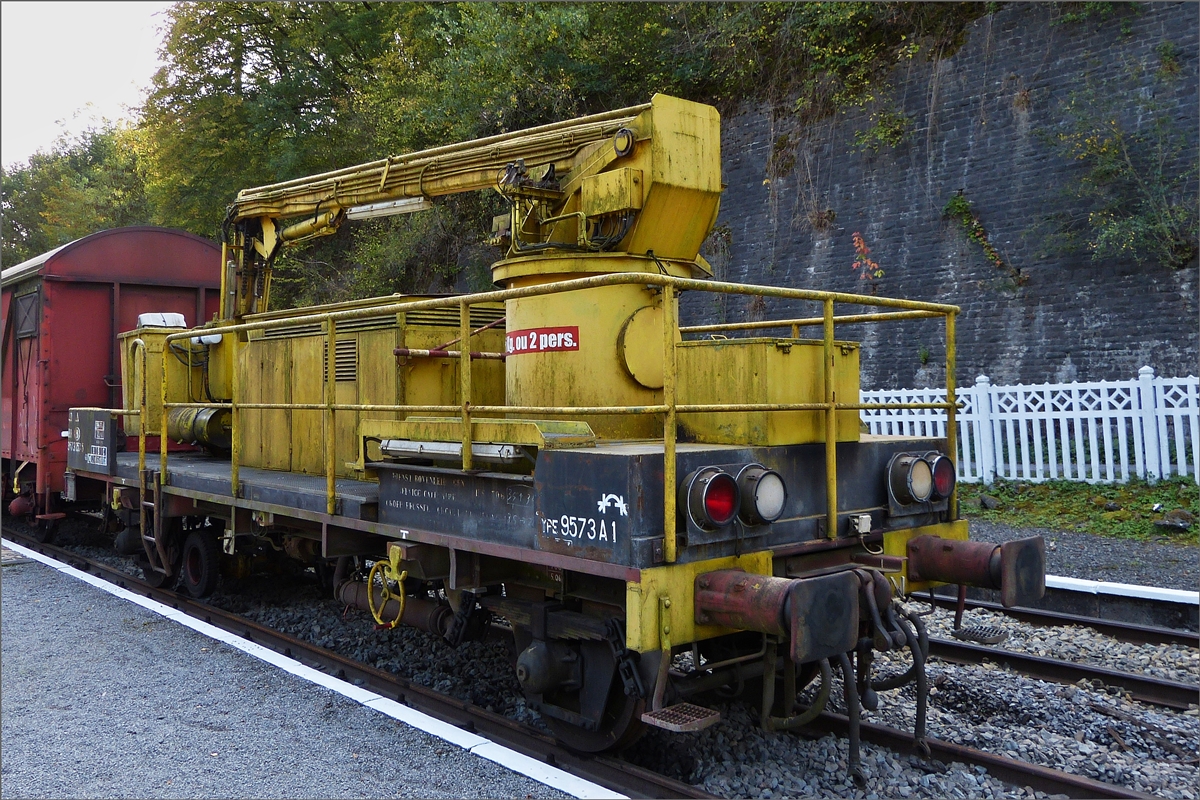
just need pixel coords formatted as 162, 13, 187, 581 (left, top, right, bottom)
231, 103, 650, 224
220, 95, 721, 320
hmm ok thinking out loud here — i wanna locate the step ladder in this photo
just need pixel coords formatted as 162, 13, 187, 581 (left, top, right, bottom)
139, 470, 171, 576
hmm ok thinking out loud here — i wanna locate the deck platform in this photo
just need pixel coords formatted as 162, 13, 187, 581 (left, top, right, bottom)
113, 452, 380, 520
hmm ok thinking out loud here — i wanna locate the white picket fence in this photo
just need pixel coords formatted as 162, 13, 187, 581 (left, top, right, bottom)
861, 367, 1199, 485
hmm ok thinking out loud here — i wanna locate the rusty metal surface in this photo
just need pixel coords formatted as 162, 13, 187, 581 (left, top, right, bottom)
787, 570, 860, 663
908, 535, 1000, 586
1000, 536, 1046, 608
693, 569, 859, 664
2, 228, 220, 500
694, 570, 790, 636
908, 535, 1046, 608
337, 581, 454, 637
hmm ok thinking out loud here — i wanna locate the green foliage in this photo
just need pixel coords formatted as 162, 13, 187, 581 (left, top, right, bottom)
138, 2, 397, 236
1044, 71, 1198, 270
942, 193, 1026, 285
1050, 2, 1123, 27
2, 125, 152, 267
3, 2, 988, 300
852, 108, 911, 152
958, 477, 1199, 545
1155, 41, 1181, 78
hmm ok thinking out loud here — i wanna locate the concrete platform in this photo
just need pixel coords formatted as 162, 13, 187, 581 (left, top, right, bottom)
0, 543, 607, 799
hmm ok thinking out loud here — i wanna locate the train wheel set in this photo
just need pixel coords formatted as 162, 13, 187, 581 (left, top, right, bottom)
2, 95, 1047, 772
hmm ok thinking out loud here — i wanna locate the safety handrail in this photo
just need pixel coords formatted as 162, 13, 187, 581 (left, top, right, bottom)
153, 271, 960, 564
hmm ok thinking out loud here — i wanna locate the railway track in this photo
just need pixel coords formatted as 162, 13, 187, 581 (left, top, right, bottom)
3, 532, 710, 800
802, 714, 1157, 800
928, 595, 1200, 648
925, 637, 1199, 710
7, 529, 1189, 800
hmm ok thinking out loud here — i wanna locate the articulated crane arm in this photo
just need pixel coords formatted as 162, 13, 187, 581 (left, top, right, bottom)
221, 94, 722, 319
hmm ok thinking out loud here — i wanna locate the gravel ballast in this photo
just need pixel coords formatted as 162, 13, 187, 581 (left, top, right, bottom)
0, 556, 569, 800
10, 513, 1200, 798
968, 520, 1198, 591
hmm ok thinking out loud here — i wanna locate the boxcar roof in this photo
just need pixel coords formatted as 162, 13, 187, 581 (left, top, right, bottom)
1, 226, 220, 289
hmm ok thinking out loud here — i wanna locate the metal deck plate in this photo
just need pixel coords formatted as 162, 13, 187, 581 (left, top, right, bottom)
113, 453, 380, 519
641, 703, 721, 732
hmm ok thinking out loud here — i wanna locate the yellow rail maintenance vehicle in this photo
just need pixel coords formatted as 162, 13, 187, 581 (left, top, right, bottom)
68, 95, 1045, 770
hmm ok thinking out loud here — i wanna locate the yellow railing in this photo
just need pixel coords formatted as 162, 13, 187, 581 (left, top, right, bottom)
148, 272, 959, 563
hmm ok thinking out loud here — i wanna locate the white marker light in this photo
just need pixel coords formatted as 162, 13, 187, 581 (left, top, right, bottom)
735, 464, 787, 525
753, 471, 787, 521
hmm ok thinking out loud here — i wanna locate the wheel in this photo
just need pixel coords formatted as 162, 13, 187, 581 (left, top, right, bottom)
113, 524, 143, 555
544, 639, 646, 753
180, 529, 221, 598
32, 518, 57, 544
514, 625, 647, 753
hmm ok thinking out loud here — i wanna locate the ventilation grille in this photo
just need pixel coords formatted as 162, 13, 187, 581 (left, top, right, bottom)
406, 307, 505, 328
259, 305, 504, 338
262, 314, 395, 339
323, 339, 358, 382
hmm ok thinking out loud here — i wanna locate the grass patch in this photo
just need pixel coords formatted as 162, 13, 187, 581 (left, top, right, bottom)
957, 477, 1199, 545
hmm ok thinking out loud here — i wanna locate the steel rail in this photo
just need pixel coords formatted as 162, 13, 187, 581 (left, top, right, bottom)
926, 637, 1199, 710
801, 713, 1157, 800
6, 533, 712, 800
927, 594, 1200, 648
10, 531, 1175, 800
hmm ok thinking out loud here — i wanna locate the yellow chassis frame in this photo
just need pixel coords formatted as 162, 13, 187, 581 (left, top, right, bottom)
136, 272, 959, 566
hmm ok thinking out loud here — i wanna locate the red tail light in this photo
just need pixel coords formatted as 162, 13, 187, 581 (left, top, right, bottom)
703, 473, 739, 526
681, 467, 741, 529
929, 455, 956, 499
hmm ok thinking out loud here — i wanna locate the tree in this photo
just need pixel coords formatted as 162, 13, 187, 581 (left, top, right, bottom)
129, 1, 989, 306
137, 2, 396, 237
2, 125, 152, 268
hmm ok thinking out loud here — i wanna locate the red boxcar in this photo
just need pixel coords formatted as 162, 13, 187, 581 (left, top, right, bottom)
2, 227, 221, 517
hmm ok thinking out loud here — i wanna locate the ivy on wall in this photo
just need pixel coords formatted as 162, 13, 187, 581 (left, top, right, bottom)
1041, 57, 1198, 271
943, 192, 1028, 286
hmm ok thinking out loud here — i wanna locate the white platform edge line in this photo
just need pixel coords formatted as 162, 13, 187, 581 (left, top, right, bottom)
2, 538, 626, 800
1046, 574, 1199, 605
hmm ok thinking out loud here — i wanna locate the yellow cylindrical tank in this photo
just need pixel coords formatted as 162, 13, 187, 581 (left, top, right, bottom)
490, 95, 723, 440
167, 406, 232, 451
500, 257, 689, 439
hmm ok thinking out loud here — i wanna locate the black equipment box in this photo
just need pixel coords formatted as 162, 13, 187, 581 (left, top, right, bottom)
66, 409, 121, 475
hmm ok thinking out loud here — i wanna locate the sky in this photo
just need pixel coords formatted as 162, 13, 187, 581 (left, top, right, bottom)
1, 1, 173, 169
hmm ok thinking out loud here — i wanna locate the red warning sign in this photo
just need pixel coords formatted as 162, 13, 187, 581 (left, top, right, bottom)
505, 326, 580, 355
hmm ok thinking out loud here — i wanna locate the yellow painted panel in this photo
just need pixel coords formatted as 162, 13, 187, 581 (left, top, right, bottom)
625, 551, 772, 653
119, 329, 205, 435
358, 329, 399, 409
237, 340, 263, 467
581, 168, 643, 217
258, 338, 292, 471
677, 338, 860, 445
335, 379, 357, 477
288, 336, 323, 475
505, 284, 671, 439
883, 519, 969, 594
